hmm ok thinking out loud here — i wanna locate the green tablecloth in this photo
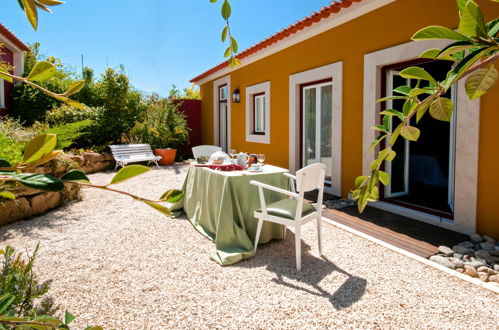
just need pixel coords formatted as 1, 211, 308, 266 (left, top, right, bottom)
174, 165, 288, 265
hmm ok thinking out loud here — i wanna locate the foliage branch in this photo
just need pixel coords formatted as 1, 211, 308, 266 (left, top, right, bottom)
210, 0, 240, 68
352, 0, 498, 212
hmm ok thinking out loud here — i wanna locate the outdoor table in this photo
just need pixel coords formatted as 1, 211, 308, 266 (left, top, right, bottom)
173, 164, 289, 265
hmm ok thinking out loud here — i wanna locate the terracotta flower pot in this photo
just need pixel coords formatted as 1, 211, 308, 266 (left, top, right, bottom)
154, 148, 176, 165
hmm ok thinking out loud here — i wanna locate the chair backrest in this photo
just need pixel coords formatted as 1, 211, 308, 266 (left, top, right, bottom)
295, 163, 326, 193
109, 144, 155, 159
192, 145, 222, 159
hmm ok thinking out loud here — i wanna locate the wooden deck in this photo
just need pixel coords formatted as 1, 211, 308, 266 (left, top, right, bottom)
306, 193, 468, 258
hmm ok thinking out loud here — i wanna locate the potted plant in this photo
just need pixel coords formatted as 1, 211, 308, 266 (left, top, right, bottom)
128, 98, 189, 165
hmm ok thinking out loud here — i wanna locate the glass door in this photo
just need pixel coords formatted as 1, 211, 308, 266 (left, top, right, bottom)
302, 81, 333, 184
219, 85, 228, 152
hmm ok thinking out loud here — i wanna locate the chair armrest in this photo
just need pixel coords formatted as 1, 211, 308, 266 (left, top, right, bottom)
283, 173, 296, 181
250, 180, 300, 199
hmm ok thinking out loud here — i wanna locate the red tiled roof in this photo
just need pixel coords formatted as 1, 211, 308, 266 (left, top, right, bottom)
190, 0, 363, 83
0, 23, 30, 52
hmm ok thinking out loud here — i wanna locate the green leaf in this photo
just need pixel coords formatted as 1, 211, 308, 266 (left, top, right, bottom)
459, 0, 487, 37
369, 134, 388, 152
465, 64, 498, 100
221, 0, 231, 20
0, 191, 16, 200
487, 18, 499, 37
64, 311, 76, 325
416, 101, 431, 123
380, 109, 405, 121
444, 47, 489, 89
224, 46, 232, 58
60, 170, 90, 183
210, 0, 217, 2
412, 25, 469, 41
378, 171, 390, 186
0, 159, 11, 168
23, 150, 62, 168
400, 126, 421, 141
437, 41, 476, 58
419, 48, 440, 59
160, 189, 184, 203
355, 176, 368, 188
221, 26, 228, 42
144, 201, 171, 216
385, 149, 396, 162
389, 124, 403, 145
230, 36, 238, 53
430, 97, 454, 121
400, 67, 436, 83
13, 173, 64, 192
0, 68, 13, 83
27, 61, 56, 81
22, 0, 38, 30
84, 327, 104, 330
110, 165, 150, 185
393, 85, 411, 96
371, 125, 389, 133
63, 80, 85, 96
37, 0, 65, 5
376, 96, 410, 103
456, 0, 467, 12
0, 295, 14, 314
402, 99, 418, 116
233, 58, 241, 66
409, 88, 432, 97
53, 95, 86, 110
22, 134, 57, 165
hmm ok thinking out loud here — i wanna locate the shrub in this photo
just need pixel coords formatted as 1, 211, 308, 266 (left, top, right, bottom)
0, 244, 58, 318
0, 135, 23, 165
126, 98, 189, 152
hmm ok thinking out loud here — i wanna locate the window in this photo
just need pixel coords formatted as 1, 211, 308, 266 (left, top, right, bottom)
0, 79, 5, 109
218, 84, 229, 152
245, 81, 270, 144
253, 93, 265, 134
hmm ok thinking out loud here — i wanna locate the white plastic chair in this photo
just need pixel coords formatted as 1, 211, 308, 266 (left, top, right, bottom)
192, 145, 222, 159
250, 163, 326, 271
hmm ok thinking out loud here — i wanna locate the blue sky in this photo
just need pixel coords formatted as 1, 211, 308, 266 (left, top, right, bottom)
1, 0, 331, 96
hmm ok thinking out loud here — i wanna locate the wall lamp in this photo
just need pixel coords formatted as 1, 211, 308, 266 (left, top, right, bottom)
232, 88, 240, 103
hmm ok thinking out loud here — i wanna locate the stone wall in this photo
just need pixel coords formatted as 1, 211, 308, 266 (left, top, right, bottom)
0, 151, 115, 226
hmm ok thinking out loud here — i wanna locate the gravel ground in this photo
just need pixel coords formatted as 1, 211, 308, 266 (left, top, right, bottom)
0, 166, 497, 329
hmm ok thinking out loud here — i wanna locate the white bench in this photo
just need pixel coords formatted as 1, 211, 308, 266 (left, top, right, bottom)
109, 144, 162, 169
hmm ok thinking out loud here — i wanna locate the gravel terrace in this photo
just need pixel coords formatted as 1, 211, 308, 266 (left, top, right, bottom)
0, 166, 497, 329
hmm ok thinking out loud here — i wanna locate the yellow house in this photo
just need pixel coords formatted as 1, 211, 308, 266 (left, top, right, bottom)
191, 0, 499, 239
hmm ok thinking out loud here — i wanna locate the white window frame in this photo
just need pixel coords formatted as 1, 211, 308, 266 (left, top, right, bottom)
362, 40, 480, 234
253, 94, 266, 133
0, 79, 5, 109
212, 75, 231, 149
245, 81, 271, 144
289, 61, 343, 197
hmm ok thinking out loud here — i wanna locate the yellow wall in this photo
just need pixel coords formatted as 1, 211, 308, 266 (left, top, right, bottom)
199, 0, 499, 238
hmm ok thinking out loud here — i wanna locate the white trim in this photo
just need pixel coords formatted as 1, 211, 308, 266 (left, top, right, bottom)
245, 81, 271, 144
0, 33, 25, 76
289, 61, 343, 197
321, 216, 499, 294
362, 40, 480, 234
212, 75, 231, 150
194, 0, 395, 86
0, 78, 5, 109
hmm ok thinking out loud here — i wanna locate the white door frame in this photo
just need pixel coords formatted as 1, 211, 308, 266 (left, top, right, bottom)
363, 40, 480, 234
289, 62, 343, 197
213, 75, 231, 150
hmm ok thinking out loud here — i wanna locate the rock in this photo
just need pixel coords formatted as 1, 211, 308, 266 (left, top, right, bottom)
12, 186, 43, 197
453, 253, 464, 259
494, 265, 499, 272
470, 233, 483, 243
92, 161, 113, 172
458, 241, 474, 249
430, 255, 455, 269
464, 261, 485, 269
480, 242, 495, 250
83, 152, 106, 163
455, 268, 464, 273
483, 235, 496, 244
471, 257, 487, 264
29, 192, 61, 215
0, 198, 32, 225
438, 246, 454, 257
477, 272, 489, 282
452, 245, 472, 255
477, 266, 497, 275
66, 155, 84, 166
475, 250, 491, 260
81, 165, 94, 173
464, 265, 479, 277
496, 245, 499, 251
102, 152, 114, 161
490, 250, 499, 257
449, 257, 464, 269
489, 274, 499, 283
488, 256, 499, 264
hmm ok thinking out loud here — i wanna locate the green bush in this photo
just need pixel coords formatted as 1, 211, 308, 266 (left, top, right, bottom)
0, 244, 58, 318
0, 134, 23, 165
126, 97, 190, 158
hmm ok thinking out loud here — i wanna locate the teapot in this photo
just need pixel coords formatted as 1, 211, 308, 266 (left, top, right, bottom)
236, 152, 250, 167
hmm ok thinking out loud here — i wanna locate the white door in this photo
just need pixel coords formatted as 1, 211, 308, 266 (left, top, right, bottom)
302, 81, 333, 185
